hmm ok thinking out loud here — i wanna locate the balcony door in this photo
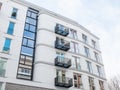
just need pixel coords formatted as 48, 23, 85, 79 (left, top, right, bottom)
56, 52, 65, 63
57, 70, 66, 83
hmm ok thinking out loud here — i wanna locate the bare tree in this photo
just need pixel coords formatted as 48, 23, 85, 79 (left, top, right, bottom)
108, 75, 120, 90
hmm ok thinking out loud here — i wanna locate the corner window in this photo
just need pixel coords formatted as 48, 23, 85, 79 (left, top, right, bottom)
11, 8, 18, 19
3, 38, 11, 52
7, 22, 15, 35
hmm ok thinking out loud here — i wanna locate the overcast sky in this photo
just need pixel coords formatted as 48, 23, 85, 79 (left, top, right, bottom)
26, 0, 120, 79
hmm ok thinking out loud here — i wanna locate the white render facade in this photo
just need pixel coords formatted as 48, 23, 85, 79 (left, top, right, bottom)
0, 0, 108, 90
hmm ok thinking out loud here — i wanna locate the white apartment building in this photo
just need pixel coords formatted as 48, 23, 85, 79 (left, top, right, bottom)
0, 0, 108, 90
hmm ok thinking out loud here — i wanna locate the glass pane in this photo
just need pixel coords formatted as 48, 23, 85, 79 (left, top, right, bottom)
3, 38, 11, 51
11, 8, 18, 19
27, 11, 31, 17
26, 17, 36, 25
31, 13, 37, 19
25, 23, 29, 30
24, 30, 35, 39
27, 40, 34, 48
21, 46, 33, 56
7, 22, 15, 35
23, 38, 27, 45
30, 25, 36, 32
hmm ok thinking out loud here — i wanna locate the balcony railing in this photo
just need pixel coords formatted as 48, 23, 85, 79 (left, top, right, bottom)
55, 24, 69, 36
55, 56, 71, 68
55, 76, 73, 88
0, 69, 5, 77
55, 40, 70, 51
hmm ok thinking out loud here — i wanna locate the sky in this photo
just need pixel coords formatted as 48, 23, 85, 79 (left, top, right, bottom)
26, 0, 120, 79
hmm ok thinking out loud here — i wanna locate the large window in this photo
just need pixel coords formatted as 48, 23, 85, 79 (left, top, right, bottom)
99, 80, 104, 90
3, 38, 11, 52
69, 29, 78, 39
89, 77, 95, 90
11, 8, 18, 19
82, 34, 87, 43
92, 40, 96, 49
0, 82, 3, 90
97, 65, 102, 77
94, 52, 100, 62
72, 56, 81, 70
86, 61, 92, 73
84, 46, 90, 58
0, 58, 7, 77
7, 22, 15, 35
73, 73, 83, 88
70, 42, 79, 53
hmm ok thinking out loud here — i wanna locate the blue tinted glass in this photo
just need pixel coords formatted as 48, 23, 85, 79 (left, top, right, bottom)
3, 38, 11, 51
23, 38, 27, 45
25, 23, 29, 30
24, 30, 35, 39
30, 25, 36, 32
27, 40, 34, 47
26, 17, 36, 25
7, 22, 15, 35
21, 46, 33, 56
11, 8, 18, 19
31, 13, 37, 19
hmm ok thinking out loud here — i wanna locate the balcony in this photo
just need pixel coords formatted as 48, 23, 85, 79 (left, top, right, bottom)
55, 76, 73, 88
55, 39, 70, 51
0, 69, 5, 77
55, 24, 69, 36
55, 56, 71, 68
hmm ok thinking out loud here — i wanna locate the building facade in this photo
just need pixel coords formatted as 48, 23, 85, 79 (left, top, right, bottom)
0, 0, 108, 90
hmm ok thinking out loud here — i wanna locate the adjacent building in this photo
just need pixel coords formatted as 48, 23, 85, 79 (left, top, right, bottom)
0, 0, 108, 90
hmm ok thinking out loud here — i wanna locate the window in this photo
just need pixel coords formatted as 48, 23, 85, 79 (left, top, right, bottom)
70, 42, 79, 53
82, 34, 87, 43
69, 29, 78, 39
99, 80, 104, 90
94, 52, 100, 62
84, 46, 90, 57
0, 82, 3, 90
86, 61, 92, 73
56, 70, 66, 83
26, 17, 36, 25
92, 40, 96, 48
0, 2, 2, 10
89, 77, 95, 90
23, 38, 34, 48
7, 22, 15, 35
11, 8, 18, 19
27, 10, 38, 19
0, 58, 7, 77
97, 65, 102, 77
73, 73, 83, 88
3, 38, 11, 52
18, 68, 31, 76
24, 30, 35, 39
72, 56, 81, 70
21, 46, 33, 56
